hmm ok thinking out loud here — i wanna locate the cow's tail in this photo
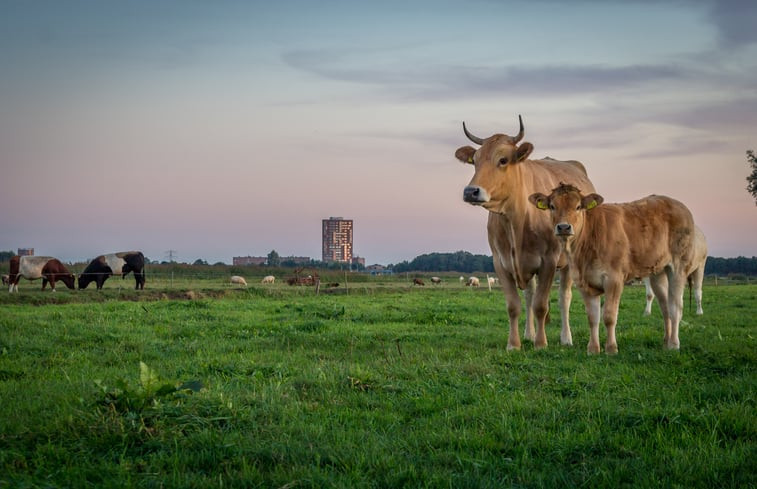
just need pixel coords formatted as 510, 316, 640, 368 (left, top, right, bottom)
687, 275, 693, 313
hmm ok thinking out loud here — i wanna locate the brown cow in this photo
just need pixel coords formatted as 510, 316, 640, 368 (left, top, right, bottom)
413, 278, 425, 286
8, 255, 76, 293
529, 184, 698, 353
456, 116, 595, 350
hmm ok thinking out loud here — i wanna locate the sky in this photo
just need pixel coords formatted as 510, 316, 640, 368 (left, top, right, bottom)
1, 0, 756, 266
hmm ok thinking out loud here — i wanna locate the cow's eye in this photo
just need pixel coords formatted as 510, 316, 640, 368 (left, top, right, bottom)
576, 205, 581, 210
549, 204, 555, 211
498, 157, 508, 166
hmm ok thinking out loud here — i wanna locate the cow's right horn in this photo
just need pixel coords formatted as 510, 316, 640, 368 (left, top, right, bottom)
512, 115, 524, 143
462, 122, 484, 145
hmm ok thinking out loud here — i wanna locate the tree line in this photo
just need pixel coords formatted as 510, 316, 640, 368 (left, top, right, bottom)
2, 250, 756, 276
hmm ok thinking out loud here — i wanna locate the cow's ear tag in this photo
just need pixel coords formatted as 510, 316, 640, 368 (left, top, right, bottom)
467, 157, 473, 163
536, 200, 548, 210
585, 200, 598, 210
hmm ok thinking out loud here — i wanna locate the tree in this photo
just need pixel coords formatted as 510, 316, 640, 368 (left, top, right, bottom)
747, 150, 757, 205
0, 250, 15, 262
193, 259, 208, 266
267, 250, 280, 267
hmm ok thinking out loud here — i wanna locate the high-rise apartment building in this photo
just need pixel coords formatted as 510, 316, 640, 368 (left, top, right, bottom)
322, 217, 353, 263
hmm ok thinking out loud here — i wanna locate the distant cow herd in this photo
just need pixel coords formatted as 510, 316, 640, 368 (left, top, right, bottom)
6, 252, 146, 292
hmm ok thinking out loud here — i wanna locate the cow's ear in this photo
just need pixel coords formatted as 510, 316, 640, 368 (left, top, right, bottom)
455, 146, 476, 164
515, 142, 533, 162
582, 193, 604, 210
529, 193, 550, 210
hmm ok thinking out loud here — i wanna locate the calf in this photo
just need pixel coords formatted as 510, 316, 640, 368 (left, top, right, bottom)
529, 184, 698, 353
8, 256, 76, 293
1, 274, 8, 286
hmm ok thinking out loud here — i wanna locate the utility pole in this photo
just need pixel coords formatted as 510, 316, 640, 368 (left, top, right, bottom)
165, 250, 178, 263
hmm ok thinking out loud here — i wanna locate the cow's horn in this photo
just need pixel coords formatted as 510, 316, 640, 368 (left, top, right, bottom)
513, 114, 524, 143
462, 122, 484, 145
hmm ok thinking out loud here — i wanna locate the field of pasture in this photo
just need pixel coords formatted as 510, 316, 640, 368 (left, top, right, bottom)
0, 272, 754, 488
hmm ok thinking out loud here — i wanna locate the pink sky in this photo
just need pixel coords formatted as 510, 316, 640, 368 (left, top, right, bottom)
1, 1, 755, 265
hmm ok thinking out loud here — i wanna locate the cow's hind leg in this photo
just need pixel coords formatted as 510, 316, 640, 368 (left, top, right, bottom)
665, 270, 687, 350
602, 282, 623, 355
649, 274, 672, 346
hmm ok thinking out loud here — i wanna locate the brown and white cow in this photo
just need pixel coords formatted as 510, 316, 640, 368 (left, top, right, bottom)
457, 116, 595, 350
8, 255, 76, 293
644, 225, 707, 316
529, 184, 699, 353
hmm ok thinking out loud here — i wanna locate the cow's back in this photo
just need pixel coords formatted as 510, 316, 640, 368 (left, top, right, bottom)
576, 195, 696, 283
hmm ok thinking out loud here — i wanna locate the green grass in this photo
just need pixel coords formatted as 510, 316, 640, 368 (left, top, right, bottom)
0, 282, 754, 488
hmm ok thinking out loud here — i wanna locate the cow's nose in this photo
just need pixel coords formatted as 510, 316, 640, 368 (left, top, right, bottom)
555, 223, 573, 235
463, 185, 487, 203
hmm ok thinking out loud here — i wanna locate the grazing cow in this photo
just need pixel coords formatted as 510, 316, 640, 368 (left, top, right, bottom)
78, 251, 145, 290
644, 226, 707, 316
413, 278, 425, 286
230, 275, 247, 287
430, 276, 442, 284
529, 184, 699, 353
1, 274, 8, 286
457, 116, 595, 350
261, 275, 275, 284
8, 256, 76, 292
466, 277, 480, 287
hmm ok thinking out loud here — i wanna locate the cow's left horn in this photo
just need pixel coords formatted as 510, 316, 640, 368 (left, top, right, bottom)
512, 114, 524, 143
463, 122, 484, 145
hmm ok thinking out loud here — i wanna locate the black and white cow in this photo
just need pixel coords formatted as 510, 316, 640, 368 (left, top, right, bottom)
78, 251, 145, 290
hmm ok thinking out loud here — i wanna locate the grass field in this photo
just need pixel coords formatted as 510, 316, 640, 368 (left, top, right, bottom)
0, 276, 754, 488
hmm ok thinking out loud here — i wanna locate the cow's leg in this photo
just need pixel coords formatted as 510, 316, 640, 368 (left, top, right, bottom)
499, 274, 523, 351
581, 291, 602, 354
649, 274, 671, 345
41, 277, 48, 291
643, 278, 654, 316
602, 282, 623, 355
558, 267, 573, 346
665, 270, 687, 350
523, 277, 536, 342
691, 267, 705, 315
532, 272, 554, 350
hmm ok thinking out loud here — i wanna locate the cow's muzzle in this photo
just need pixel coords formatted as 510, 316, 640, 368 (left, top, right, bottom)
463, 185, 489, 204
555, 223, 574, 236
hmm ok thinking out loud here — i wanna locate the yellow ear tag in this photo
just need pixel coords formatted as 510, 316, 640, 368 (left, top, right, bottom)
585, 200, 598, 210
537, 200, 548, 210
467, 157, 474, 163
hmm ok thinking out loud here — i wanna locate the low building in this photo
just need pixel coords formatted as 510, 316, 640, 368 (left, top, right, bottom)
233, 256, 267, 266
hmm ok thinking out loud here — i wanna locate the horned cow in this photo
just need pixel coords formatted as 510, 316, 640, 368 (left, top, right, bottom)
8, 256, 76, 293
457, 115, 595, 350
529, 184, 699, 353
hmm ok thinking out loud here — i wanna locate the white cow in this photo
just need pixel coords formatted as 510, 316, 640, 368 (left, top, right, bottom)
261, 275, 275, 284
230, 275, 247, 287
466, 277, 480, 287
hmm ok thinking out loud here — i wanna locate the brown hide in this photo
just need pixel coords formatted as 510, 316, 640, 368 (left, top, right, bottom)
41, 259, 76, 291
530, 184, 697, 352
457, 118, 595, 350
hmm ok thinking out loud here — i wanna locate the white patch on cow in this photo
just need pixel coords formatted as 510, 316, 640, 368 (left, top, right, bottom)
103, 254, 127, 277
18, 256, 53, 280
